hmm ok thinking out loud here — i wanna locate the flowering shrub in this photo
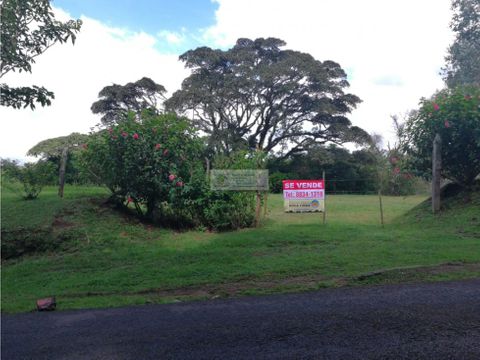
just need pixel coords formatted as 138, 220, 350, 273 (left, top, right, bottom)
82, 112, 258, 230
82, 112, 204, 222
404, 86, 480, 187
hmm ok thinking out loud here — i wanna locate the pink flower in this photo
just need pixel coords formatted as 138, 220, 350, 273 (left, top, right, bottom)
393, 167, 401, 175
81, 143, 88, 149
163, 149, 169, 156
444, 120, 450, 128
176, 181, 184, 187
132, 133, 139, 140
108, 128, 113, 134
390, 157, 398, 164
155, 143, 162, 150
121, 131, 128, 138
433, 103, 440, 111
168, 174, 176, 181
464, 95, 472, 100
112, 135, 118, 140
127, 197, 133, 204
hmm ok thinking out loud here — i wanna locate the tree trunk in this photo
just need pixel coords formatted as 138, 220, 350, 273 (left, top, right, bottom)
432, 133, 442, 214
58, 147, 68, 198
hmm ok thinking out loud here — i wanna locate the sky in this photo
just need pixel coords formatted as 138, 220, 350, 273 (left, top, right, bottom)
0, 0, 455, 161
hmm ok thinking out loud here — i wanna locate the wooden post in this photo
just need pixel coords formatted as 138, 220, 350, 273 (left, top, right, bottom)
378, 189, 384, 227
322, 171, 326, 225
263, 191, 268, 217
432, 133, 442, 214
58, 147, 68, 198
255, 191, 261, 227
205, 157, 210, 182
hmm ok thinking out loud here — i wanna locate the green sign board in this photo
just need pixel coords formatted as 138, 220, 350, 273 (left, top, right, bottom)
210, 170, 269, 191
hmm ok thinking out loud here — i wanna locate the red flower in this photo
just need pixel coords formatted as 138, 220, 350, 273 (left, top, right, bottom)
176, 181, 184, 187
133, 133, 139, 140
433, 103, 440, 111
163, 149, 169, 156
168, 174, 176, 181
464, 95, 472, 100
393, 167, 401, 175
127, 197, 133, 204
444, 120, 450, 128
81, 143, 88, 149
108, 128, 113, 134
121, 131, 128, 138
155, 143, 162, 150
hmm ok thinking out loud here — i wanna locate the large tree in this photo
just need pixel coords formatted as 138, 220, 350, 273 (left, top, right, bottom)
166, 37, 369, 156
91, 77, 167, 126
443, 0, 480, 87
0, 0, 82, 109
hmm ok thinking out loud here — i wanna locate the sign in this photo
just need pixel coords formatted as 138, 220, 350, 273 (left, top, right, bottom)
210, 169, 269, 191
282, 180, 325, 212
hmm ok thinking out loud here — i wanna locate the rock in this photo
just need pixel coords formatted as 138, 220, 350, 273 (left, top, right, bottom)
36, 297, 56, 311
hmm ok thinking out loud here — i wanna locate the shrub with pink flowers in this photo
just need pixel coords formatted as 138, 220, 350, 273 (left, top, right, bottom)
82, 112, 257, 230
82, 112, 204, 223
404, 86, 480, 188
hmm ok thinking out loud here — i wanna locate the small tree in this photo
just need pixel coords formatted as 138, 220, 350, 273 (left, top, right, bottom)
1, 159, 55, 199
404, 86, 480, 188
28, 132, 89, 197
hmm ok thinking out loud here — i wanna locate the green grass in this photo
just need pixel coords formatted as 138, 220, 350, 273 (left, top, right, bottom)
2, 185, 479, 313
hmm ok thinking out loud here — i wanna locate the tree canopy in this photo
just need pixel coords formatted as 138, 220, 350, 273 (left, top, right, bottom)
91, 77, 167, 126
443, 0, 480, 87
0, 0, 82, 109
166, 37, 369, 156
27, 132, 89, 157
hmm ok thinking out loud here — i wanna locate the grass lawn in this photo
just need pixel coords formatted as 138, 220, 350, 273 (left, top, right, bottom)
2, 185, 480, 313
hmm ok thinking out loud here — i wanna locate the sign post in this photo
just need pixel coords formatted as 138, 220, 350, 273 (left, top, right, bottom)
322, 171, 326, 224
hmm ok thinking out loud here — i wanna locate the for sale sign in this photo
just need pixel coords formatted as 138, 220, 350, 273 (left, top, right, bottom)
282, 180, 325, 212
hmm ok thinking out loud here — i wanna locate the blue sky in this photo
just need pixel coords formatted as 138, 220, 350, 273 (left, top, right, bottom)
53, 0, 219, 52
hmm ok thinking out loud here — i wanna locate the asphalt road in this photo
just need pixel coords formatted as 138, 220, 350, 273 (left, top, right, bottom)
2, 279, 480, 359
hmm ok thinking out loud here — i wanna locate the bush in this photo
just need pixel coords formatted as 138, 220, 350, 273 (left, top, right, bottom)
1, 159, 56, 199
82, 113, 258, 230
404, 86, 480, 188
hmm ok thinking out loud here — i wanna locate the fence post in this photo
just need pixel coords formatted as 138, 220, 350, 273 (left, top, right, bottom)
322, 171, 326, 224
432, 133, 442, 214
58, 147, 68, 198
378, 189, 384, 227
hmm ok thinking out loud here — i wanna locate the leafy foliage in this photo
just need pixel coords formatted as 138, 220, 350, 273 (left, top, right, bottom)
443, 0, 480, 87
91, 77, 167, 126
404, 86, 480, 187
167, 37, 369, 156
1, 159, 56, 199
82, 112, 203, 221
0, 0, 82, 109
81, 113, 260, 230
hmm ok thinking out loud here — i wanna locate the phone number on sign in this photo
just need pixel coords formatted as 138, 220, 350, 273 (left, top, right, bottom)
283, 190, 324, 199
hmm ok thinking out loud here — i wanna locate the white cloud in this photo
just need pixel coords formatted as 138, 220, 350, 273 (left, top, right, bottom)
202, 0, 454, 144
1, 1, 455, 160
158, 30, 186, 45
0, 8, 189, 161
